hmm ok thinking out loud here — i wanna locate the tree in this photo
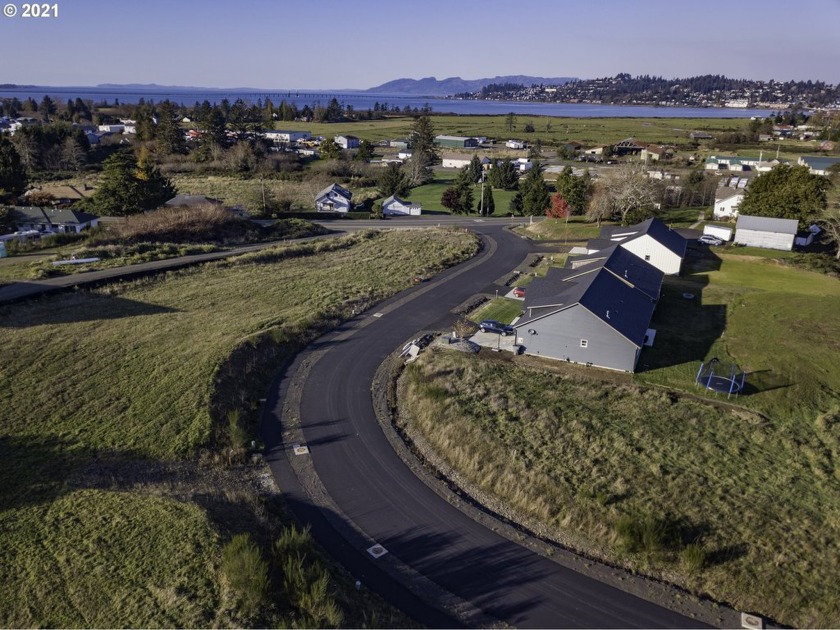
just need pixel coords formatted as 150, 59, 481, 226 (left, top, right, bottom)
505, 112, 516, 132
555, 166, 593, 214
378, 162, 410, 198
407, 115, 437, 186
319, 138, 341, 160
466, 155, 483, 184
509, 191, 523, 216
739, 164, 828, 222
820, 213, 840, 260
587, 162, 658, 225
38, 95, 56, 123
441, 187, 460, 212
155, 101, 186, 155
0, 136, 28, 200
60, 136, 86, 171
479, 183, 495, 216
488, 157, 519, 190
520, 162, 550, 216
355, 139, 374, 161
547, 194, 571, 218
455, 167, 475, 214
524, 122, 535, 133
87, 150, 176, 216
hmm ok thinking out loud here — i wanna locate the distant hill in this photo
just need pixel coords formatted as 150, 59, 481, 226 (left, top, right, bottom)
366, 75, 576, 96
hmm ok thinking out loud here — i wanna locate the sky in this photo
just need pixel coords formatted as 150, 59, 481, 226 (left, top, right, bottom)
1, 0, 839, 88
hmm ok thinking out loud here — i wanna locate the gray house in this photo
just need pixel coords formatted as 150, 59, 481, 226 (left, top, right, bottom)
516, 246, 663, 372
734, 215, 798, 251
9, 206, 99, 234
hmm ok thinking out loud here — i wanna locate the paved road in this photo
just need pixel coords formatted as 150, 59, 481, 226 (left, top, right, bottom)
262, 225, 708, 628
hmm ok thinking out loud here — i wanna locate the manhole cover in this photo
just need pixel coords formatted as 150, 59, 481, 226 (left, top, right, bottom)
292, 444, 310, 455
366, 544, 388, 559
373, 312, 383, 318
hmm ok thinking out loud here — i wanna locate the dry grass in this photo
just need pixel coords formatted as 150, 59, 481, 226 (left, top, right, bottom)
400, 347, 840, 628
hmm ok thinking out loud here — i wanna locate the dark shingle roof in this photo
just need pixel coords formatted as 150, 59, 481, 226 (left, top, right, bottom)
596, 217, 686, 258
10, 206, 98, 225
517, 250, 661, 348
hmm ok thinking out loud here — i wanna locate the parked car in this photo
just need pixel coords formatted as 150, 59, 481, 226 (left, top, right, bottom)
478, 320, 515, 336
698, 234, 724, 246
512, 286, 526, 298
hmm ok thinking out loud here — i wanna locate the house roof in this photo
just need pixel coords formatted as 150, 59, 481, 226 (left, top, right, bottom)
517, 262, 658, 348
714, 188, 744, 202
436, 135, 474, 141
164, 194, 223, 207
799, 156, 840, 172
441, 153, 472, 161
597, 217, 687, 258
10, 206, 98, 225
736, 215, 798, 235
566, 245, 663, 301
315, 183, 352, 201
25, 184, 95, 201
382, 195, 420, 208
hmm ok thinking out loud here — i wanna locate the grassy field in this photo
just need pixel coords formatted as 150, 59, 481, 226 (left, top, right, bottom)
268, 114, 756, 149
0, 228, 478, 626
399, 251, 840, 628
470, 297, 523, 324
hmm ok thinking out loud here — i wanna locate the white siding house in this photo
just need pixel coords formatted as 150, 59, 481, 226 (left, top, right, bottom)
264, 130, 311, 143
506, 139, 525, 149
315, 183, 352, 213
441, 154, 472, 169
334, 135, 360, 149
381, 195, 421, 216
588, 218, 687, 276
734, 215, 798, 251
713, 189, 744, 219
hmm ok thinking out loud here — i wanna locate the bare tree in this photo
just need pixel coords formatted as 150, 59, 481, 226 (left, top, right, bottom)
588, 162, 659, 225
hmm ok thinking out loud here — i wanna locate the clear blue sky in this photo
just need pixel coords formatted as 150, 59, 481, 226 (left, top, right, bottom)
1, 0, 838, 88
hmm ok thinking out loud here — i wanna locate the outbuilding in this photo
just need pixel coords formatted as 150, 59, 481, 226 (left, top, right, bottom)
435, 135, 478, 149
381, 195, 422, 216
734, 215, 798, 251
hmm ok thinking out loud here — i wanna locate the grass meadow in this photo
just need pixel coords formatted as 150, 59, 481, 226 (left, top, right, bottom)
399, 251, 840, 628
0, 228, 478, 626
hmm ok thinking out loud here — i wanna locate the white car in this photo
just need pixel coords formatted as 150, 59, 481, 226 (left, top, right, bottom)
698, 234, 724, 246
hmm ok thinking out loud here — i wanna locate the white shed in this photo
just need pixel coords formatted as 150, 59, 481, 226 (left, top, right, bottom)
734, 215, 798, 251
713, 189, 744, 220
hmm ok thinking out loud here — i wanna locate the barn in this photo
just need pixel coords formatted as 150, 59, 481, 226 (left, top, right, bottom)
734, 215, 798, 251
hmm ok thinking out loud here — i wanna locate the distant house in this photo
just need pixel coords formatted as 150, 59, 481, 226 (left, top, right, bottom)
436, 135, 478, 149
612, 138, 644, 157
441, 153, 472, 169
713, 188, 745, 220
515, 158, 533, 172
381, 195, 422, 216
98, 124, 126, 134
639, 145, 674, 162
690, 131, 714, 140
315, 183, 352, 213
334, 135, 360, 149
24, 184, 95, 207
586, 217, 687, 275
505, 139, 526, 150
734, 215, 798, 251
389, 139, 410, 150
264, 130, 311, 144
798, 156, 840, 176
9, 206, 99, 234
515, 246, 663, 372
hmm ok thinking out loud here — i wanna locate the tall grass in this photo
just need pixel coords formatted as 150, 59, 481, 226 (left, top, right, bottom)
0, 228, 476, 626
399, 346, 840, 627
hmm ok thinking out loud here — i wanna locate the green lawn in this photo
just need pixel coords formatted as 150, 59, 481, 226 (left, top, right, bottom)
470, 297, 524, 324
517, 216, 606, 241
399, 252, 840, 628
0, 228, 478, 626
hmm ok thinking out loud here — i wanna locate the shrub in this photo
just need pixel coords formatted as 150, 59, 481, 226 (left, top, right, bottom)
221, 534, 271, 621
680, 542, 707, 573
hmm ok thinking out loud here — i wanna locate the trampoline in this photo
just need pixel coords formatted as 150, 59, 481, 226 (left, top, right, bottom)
696, 358, 746, 398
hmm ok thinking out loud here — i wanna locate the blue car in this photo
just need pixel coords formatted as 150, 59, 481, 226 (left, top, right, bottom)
479, 320, 515, 336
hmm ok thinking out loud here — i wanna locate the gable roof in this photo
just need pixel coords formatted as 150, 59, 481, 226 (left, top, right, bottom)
382, 195, 420, 208
736, 215, 798, 235
799, 156, 840, 172
10, 206, 98, 225
714, 188, 744, 202
567, 245, 663, 301
315, 183, 352, 201
517, 255, 660, 348
597, 217, 687, 258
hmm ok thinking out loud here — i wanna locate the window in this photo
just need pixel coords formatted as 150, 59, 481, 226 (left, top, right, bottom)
580, 339, 588, 348
644, 254, 651, 261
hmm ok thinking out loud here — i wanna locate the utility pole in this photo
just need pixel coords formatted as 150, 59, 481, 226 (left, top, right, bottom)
479, 170, 485, 217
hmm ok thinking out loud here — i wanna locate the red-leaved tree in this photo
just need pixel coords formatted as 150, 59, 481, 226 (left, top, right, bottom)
546, 193, 571, 218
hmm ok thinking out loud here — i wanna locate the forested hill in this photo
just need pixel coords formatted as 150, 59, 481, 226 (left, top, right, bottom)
455, 73, 840, 108
366, 75, 576, 96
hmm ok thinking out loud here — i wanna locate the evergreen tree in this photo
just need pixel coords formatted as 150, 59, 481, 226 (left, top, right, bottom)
479, 183, 495, 216
520, 162, 550, 215
488, 157, 519, 190
455, 167, 475, 214
378, 162, 410, 198
87, 151, 176, 216
555, 166, 593, 215
355, 139, 374, 162
156, 101, 186, 155
0, 136, 28, 200
466, 155, 483, 183
407, 115, 437, 186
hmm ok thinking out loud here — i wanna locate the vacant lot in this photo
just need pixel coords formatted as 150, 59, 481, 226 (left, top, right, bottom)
0, 228, 478, 626
399, 252, 840, 628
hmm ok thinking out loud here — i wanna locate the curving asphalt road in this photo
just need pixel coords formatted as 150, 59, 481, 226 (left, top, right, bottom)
262, 225, 710, 628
